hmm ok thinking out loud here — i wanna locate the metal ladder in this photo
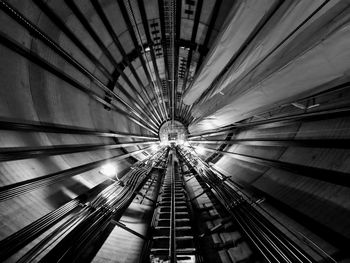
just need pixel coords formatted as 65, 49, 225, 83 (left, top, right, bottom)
150, 150, 196, 262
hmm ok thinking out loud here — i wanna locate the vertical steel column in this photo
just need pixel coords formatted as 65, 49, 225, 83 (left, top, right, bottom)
178, 0, 203, 119
177, 146, 319, 262
118, 0, 168, 121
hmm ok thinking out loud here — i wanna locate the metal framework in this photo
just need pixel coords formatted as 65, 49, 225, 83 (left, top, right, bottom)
0, 118, 157, 139
0, 1, 349, 262
0, 141, 157, 162
178, 147, 319, 263
188, 106, 350, 139
0, 148, 150, 202
189, 138, 350, 149
195, 146, 350, 187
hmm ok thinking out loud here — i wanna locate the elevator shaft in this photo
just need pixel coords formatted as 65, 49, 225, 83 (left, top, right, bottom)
149, 150, 197, 263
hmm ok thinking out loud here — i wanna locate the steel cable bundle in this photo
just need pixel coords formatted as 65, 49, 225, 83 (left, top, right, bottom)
177, 146, 318, 263
12, 154, 162, 263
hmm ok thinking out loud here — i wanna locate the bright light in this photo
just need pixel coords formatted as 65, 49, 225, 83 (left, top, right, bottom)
177, 139, 184, 145
151, 144, 159, 151
160, 141, 170, 146
100, 163, 117, 177
195, 145, 206, 155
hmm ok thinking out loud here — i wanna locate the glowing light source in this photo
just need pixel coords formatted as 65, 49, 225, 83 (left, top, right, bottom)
100, 163, 117, 178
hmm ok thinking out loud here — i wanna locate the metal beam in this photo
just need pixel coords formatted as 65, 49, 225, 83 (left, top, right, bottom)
178, 0, 203, 120
64, 0, 160, 129
112, 220, 149, 240
0, 148, 149, 201
112, 72, 161, 127
0, 180, 113, 261
200, 0, 330, 104
173, 0, 182, 122
0, 31, 158, 135
249, 184, 350, 259
212, 165, 350, 258
204, 132, 234, 164
182, 104, 193, 126
0, 0, 141, 119
109, 70, 161, 129
32, 0, 112, 81
189, 139, 350, 149
194, 0, 283, 105
0, 199, 80, 260
0, 118, 157, 139
195, 0, 222, 71
64, 0, 117, 68
179, 148, 318, 262
118, 0, 167, 121
0, 0, 109, 90
136, 0, 168, 122
188, 106, 350, 139
157, 0, 172, 119
197, 146, 350, 187
0, 141, 157, 162
91, 0, 163, 124
136, 192, 155, 203
29, 0, 158, 132
38, 162, 154, 262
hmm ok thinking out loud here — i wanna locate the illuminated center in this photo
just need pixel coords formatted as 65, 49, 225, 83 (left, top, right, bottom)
100, 163, 117, 178
159, 120, 187, 145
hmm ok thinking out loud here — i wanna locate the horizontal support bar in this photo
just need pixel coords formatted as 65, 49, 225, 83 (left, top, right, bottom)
249, 185, 350, 256
0, 180, 113, 261
137, 192, 155, 203
0, 118, 158, 139
189, 106, 350, 139
185, 175, 196, 183
199, 147, 350, 187
200, 217, 234, 238
0, 141, 157, 162
0, 148, 149, 201
112, 220, 148, 240
189, 139, 350, 149
0, 31, 158, 135
213, 166, 350, 256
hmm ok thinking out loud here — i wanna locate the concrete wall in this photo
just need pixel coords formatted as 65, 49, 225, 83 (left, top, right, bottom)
0, 0, 146, 240
215, 115, 350, 253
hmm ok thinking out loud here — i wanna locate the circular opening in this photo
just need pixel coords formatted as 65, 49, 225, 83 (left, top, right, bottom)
159, 120, 187, 145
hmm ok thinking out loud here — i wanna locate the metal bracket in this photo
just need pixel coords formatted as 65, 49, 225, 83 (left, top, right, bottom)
137, 192, 155, 203
111, 219, 148, 240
